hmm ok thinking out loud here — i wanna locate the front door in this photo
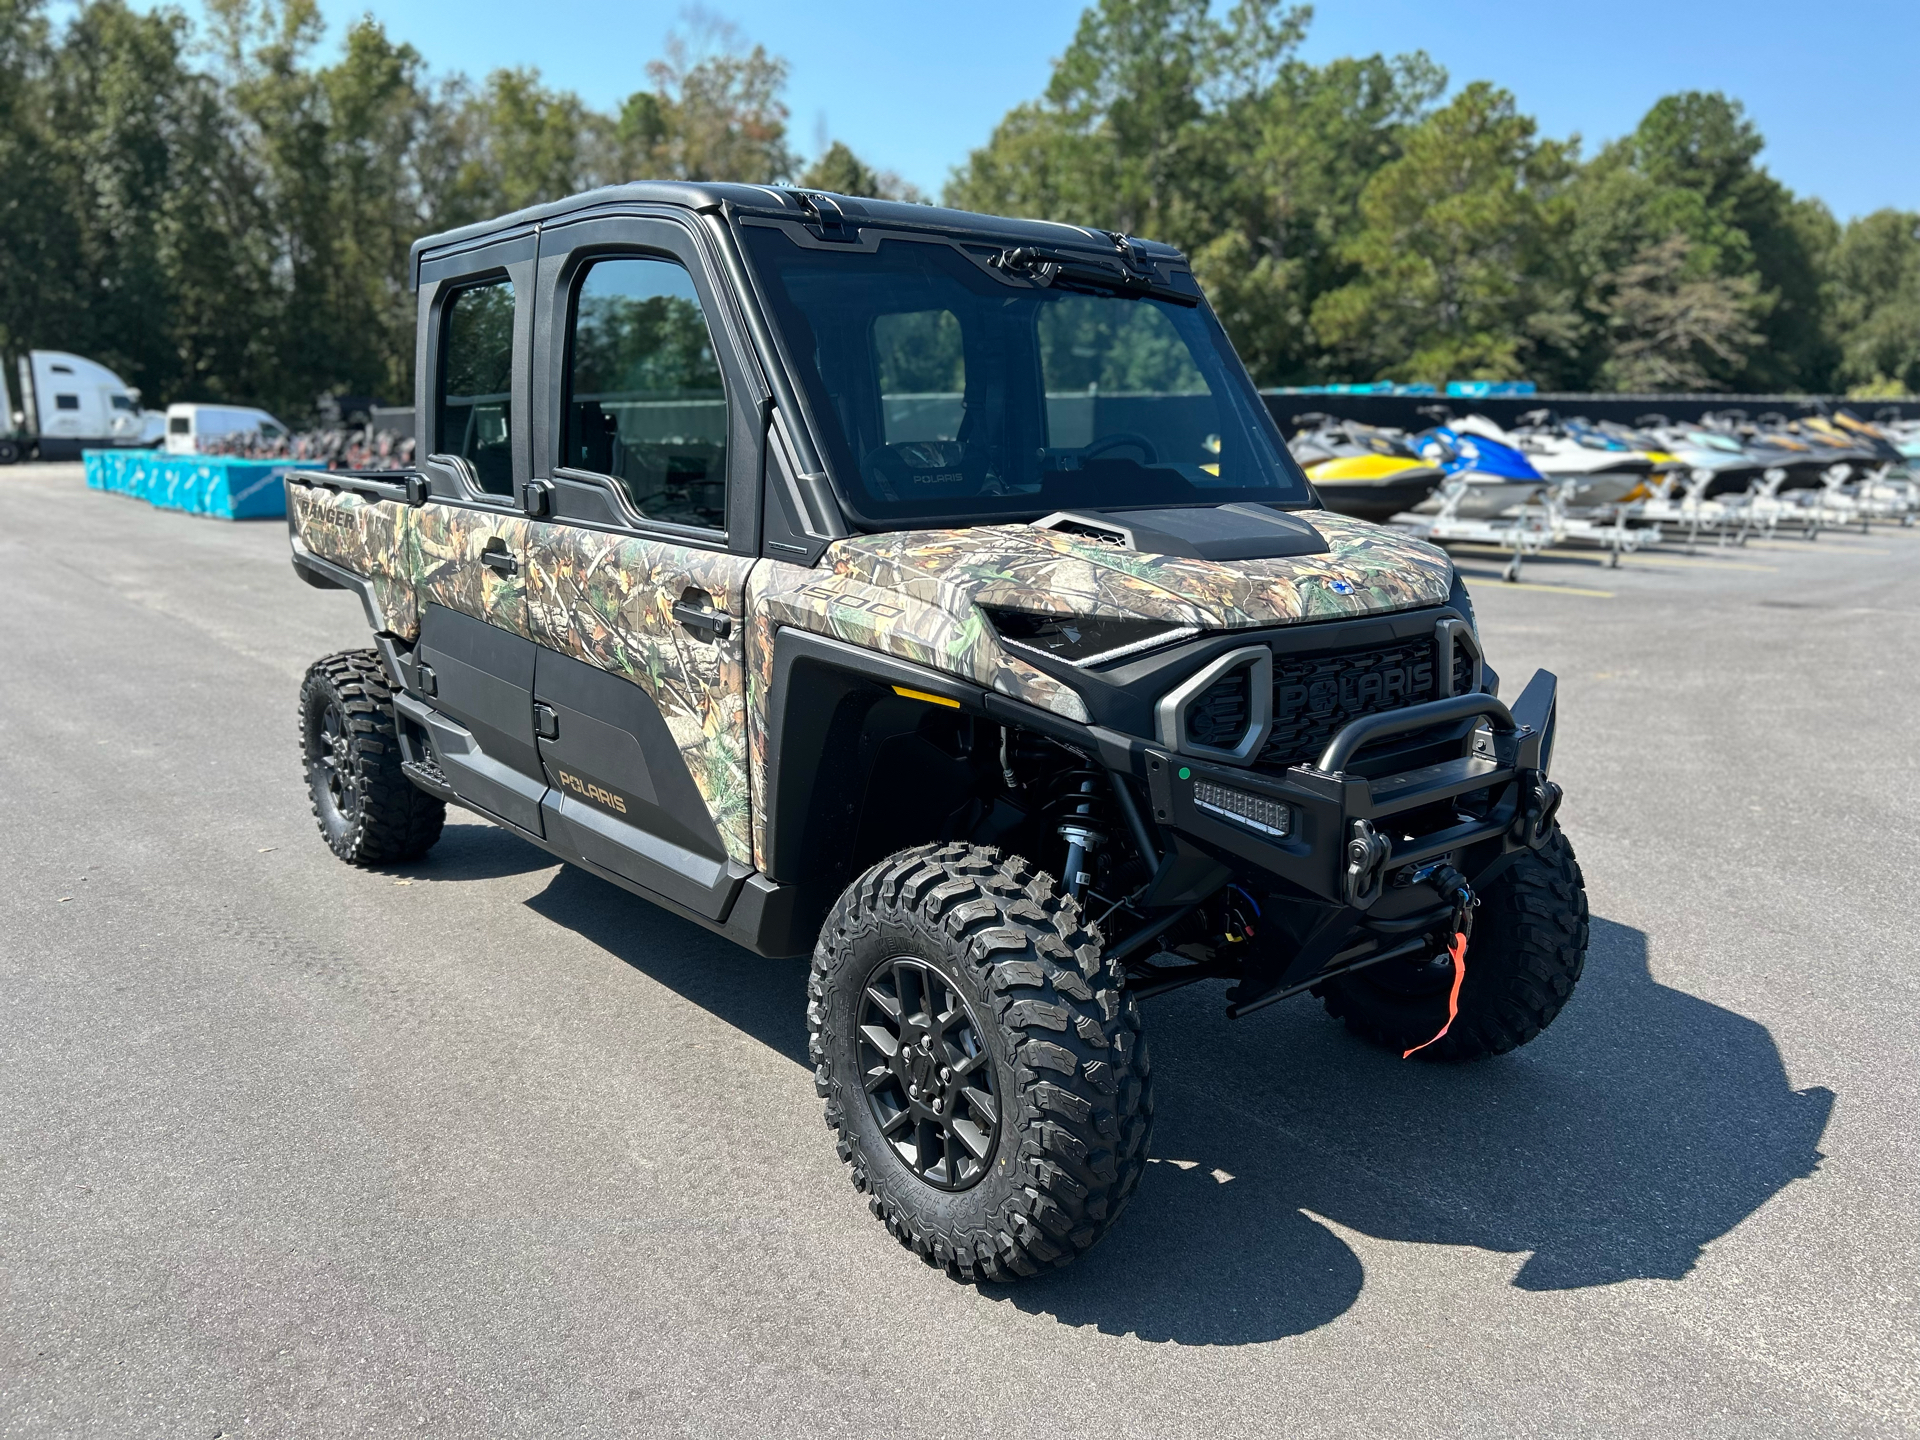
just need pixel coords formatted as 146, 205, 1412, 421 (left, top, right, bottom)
522, 232, 760, 911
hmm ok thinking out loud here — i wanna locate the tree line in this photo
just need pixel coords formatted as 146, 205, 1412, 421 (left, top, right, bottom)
1, 0, 1915, 421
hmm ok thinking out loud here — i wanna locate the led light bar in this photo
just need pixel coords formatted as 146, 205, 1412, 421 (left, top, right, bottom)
1192, 780, 1291, 838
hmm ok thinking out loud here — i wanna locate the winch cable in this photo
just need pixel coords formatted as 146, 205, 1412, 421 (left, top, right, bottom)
1402, 866, 1476, 1059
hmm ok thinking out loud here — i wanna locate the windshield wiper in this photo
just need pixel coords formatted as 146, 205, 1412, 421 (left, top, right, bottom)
990, 246, 1199, 307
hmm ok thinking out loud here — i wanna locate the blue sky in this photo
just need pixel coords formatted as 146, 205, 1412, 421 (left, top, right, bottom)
123, 0, 1919, 221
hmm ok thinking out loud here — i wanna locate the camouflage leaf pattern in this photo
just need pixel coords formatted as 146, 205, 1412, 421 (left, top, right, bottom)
823, 509, 1453, 629
287, 477, 419, 639
741, 510, 1451, 868
526, 522, 756, 867
414, 502, 532, 638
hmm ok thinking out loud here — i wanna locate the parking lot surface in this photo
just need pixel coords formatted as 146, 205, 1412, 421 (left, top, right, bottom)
2, 462, 1914, 1438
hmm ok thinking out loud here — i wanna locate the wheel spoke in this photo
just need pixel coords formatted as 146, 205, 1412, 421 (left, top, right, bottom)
950, 1117, 992, 1161
858, 1023, 900, 1058
862, 1063, 894, 1094
880, 1105, 912, 1136
960, 1085, 997, 1129
863, 984, 902, 1024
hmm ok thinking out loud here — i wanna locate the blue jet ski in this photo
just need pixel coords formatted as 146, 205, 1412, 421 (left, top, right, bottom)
1409, 409, 1552, 519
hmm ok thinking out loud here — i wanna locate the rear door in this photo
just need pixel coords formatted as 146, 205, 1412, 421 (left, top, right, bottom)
522, 212, 766, 914
409, 231, 549, 835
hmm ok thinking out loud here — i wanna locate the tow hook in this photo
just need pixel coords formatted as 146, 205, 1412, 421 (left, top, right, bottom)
1343, 819, 1392, 909
1512, 770, 1564, 847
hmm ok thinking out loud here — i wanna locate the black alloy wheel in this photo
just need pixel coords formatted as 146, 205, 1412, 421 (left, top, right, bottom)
857, 956, 999, 1190
297, 649, 445, 866
307, 696, 360, 836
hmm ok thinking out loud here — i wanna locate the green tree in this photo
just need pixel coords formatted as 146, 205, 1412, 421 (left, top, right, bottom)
1824, 210, 1920, 395
798, 140, 925, 202
1309, 82, 1577, 384
1596, 231, 1763, 391
644, 18, 794, 184
946, 0, 1444, 385
1609, 92, 1836, 390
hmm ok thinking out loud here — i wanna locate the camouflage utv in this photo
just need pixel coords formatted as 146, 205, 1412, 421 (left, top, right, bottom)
291, 184, 1587, 1282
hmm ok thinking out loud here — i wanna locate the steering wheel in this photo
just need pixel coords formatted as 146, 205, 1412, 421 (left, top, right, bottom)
1079, 432, 1160, 464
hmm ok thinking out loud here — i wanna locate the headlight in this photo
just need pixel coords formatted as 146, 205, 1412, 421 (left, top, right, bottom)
982, 607, 1198, 667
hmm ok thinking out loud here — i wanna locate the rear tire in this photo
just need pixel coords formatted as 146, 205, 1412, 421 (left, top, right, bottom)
809, 844, 1153, 1282
298, 649, 444, 866
0, 439, 19, 465
1319, 831, 1588, 1061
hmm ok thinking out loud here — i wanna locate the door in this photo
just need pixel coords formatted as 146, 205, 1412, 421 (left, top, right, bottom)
409, 236, 549, 835
523, 227, 763, 910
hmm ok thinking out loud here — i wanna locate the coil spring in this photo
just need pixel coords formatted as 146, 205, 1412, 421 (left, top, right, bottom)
1042, 764, 1110, 833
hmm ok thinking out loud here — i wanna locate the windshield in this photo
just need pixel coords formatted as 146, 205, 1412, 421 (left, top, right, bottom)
740, 224, 1312, 525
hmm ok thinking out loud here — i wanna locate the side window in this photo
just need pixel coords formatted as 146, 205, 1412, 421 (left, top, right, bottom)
874, 309, 964, 445
55, 394, 80, 411
563, 256, 727, 531
438, 277, 515, 495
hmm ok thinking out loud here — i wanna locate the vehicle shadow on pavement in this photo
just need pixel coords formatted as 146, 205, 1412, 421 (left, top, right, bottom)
522, 864, 812, 1066
991, 915, 1834, 1344
393, 821, 563, 884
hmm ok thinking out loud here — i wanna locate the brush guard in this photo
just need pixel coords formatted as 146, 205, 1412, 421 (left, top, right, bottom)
1136, 670, 1561, 1017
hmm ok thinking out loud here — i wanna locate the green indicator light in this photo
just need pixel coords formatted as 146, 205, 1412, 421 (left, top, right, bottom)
1177, 766, 1191, 780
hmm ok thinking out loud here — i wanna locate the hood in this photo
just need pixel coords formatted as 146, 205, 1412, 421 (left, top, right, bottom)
824, 507, 1454, 632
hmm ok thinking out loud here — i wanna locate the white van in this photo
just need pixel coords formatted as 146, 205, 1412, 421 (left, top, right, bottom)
2, 351, 166, 461
164, 403, 289, 455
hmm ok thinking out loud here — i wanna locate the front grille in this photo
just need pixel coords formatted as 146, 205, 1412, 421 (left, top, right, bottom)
1249, 639, 1475, 771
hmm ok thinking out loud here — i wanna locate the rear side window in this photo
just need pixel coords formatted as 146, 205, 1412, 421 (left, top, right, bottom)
563, 256, 727, 531
168, 416, 190, 434
55, 394, 79, 411
438, 278, 515, 495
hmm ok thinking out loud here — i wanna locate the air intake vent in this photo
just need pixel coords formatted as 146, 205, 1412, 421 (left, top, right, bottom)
1186, 670, 1251, 750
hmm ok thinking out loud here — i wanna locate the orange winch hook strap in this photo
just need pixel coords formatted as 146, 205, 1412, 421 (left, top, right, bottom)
1402, 931, 1468, 1059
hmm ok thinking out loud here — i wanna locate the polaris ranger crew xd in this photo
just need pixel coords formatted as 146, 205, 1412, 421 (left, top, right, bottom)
289, 183, 1587, 1283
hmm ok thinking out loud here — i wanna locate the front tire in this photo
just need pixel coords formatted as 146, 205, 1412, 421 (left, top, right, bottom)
809, 844, 1153, 1282
298, 649, 445, 866
1319, 831, 1589, 1061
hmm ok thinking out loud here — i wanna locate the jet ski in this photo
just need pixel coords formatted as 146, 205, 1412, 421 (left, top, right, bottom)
1408, 409, 1551, 518
1631, 414, 1770, 498
1456, 410, 1655, 507
1286, 413, 1447, 523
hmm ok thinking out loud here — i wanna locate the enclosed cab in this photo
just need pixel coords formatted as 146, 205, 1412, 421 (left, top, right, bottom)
284, 182, 1587, 1285
164, 403, 289, 455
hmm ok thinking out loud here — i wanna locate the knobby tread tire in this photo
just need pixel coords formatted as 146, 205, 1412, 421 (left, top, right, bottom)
299, 649, 445, 866
809, 843, 1153, 1283
1321, 831, 1589, 1062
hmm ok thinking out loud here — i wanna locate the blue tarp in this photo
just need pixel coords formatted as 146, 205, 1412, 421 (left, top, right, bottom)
84, 450, 290, 519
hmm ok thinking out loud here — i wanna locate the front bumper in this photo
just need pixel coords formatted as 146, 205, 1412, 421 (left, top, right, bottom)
1142, 668, 1562, 910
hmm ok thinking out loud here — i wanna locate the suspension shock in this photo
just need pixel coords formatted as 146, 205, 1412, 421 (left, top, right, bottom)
1046, 765, 1109, 901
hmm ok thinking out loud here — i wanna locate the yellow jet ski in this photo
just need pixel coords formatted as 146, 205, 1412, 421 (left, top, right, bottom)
1287, 413, 1447, 523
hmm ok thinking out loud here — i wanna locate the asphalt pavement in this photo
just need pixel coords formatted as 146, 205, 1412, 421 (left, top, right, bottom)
1, 462, 1914, 1438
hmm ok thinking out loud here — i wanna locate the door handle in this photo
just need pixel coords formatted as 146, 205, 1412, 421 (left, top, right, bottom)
482, 546, 518, 575
672, 594, 733, 641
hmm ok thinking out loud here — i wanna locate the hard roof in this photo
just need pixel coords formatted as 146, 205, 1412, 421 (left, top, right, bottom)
407, 181, 1188, 285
